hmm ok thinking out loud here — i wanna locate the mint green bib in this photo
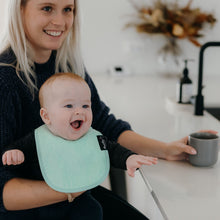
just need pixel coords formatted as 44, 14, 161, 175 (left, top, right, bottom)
35, 125, 110, 193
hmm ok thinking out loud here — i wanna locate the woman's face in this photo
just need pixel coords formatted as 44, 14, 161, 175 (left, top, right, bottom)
21, 0, 75, 62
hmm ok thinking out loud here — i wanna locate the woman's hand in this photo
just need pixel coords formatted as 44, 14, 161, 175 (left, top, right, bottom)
164, 130, 218, 161
164, 136, 196, 161
70, 191, 85, 199
67, 191, 85, 202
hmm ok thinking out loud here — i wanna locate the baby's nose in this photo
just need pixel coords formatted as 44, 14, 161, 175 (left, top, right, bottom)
74, 108, 83, 115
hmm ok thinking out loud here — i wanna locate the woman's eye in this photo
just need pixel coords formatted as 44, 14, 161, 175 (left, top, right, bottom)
64, 7, 73, 13
65, 104, 73, 108
42, 6, 52, 12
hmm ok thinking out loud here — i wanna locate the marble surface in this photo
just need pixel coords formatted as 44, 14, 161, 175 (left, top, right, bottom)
93, 74, 220, 220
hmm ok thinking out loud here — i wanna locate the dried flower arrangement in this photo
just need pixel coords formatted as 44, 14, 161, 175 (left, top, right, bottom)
125, 0, 216, 58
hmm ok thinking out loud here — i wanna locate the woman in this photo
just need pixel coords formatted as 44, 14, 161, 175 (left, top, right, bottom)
0, 0, 206, 219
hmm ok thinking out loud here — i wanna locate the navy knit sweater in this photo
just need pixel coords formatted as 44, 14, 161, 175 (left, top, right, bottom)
0, 48, 131, 212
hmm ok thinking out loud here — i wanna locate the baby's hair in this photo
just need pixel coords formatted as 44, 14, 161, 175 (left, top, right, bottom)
39, 72, 85, 107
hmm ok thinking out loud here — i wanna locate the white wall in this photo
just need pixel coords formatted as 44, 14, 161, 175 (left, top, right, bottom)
0, 0, 220, 77
80, 0, 220, 77
0, 0, 7, 30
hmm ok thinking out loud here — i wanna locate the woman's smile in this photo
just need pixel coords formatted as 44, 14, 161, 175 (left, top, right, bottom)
44, 30, 63, 37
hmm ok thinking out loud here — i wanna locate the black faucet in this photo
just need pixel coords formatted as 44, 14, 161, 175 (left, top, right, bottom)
194, 41, 220, 115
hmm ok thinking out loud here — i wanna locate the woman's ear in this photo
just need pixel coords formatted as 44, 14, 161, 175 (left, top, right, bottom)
40, 108, 51, 125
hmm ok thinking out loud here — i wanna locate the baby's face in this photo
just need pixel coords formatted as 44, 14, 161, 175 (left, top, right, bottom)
44, 78, 92, 140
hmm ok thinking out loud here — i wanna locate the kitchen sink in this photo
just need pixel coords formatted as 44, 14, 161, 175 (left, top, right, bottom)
205, 107, 220, 121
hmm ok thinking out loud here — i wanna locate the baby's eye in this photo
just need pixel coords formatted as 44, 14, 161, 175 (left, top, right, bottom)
42, 6, 52, 12
82, 105, 90, 109
65, 104, 73, 108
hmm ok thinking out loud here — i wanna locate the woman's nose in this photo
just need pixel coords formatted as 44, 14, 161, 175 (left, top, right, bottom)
51, 12, 65, 26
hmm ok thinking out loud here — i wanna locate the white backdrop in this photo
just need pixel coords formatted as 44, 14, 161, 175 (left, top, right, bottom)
80, 0, 220, 77
0, 0, 220, 77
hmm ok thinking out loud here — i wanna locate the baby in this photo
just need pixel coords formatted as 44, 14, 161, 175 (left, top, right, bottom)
2, 72, 157, 193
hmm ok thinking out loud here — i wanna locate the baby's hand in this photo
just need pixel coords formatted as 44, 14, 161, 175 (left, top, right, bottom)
2, 150, 25, 165
126, 155, 157, 177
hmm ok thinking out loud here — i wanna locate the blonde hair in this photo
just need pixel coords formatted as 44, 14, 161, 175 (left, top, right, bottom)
0, 0, 85, 97
39, 72, 85, 107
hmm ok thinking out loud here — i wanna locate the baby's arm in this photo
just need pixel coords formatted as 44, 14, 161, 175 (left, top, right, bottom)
2, 149, 25, 165
2, 131, 36, 167
126, 155, 158, 177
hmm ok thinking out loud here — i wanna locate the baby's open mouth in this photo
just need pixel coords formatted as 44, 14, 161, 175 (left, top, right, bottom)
71, 120, 83, 129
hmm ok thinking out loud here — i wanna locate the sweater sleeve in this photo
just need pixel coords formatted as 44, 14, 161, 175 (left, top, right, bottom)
0, 84, 20, 152
85, 72, 132, 141
105, 137, 135, 170
0, 80, 22, 212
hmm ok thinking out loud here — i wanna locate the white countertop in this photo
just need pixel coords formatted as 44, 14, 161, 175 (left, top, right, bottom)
92, 74, 220, 220
92, 74, 219, 141
139, 99, 220, 220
